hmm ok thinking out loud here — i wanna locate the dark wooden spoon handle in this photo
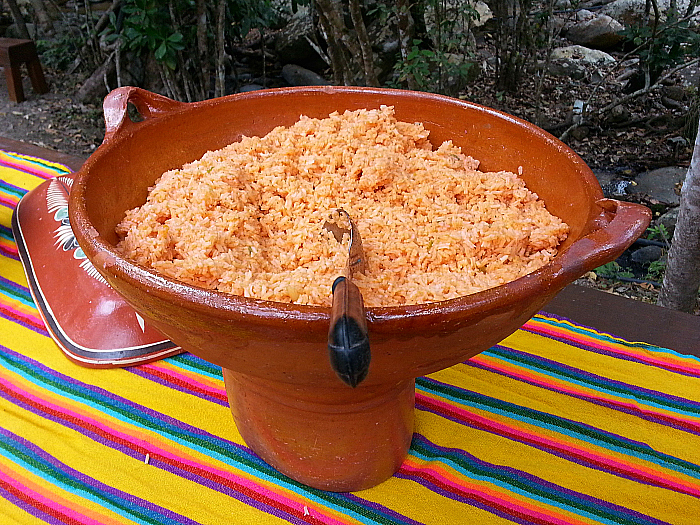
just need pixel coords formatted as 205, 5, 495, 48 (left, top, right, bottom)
327, 276, 371, 387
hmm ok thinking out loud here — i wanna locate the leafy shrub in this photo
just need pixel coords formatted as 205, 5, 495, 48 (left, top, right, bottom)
646, 259, 667, 282
619, 11, 700, 87
595, 261, 635, 279
389, 0, 479, 94
36, 33, 84, 70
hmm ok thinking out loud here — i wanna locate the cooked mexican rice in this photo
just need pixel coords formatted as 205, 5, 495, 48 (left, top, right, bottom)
115, 106, 569, 307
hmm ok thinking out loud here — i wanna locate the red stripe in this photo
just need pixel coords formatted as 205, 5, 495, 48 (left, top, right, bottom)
416, 393, 698, 496
0, 476, 81, 525
137, 365, 228, 403
0, 380, 326, 524
398, 462, 564, 525
0, 304, 47, 333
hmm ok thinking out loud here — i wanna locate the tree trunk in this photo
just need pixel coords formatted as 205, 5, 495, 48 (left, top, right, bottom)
7, 0, 32, 39
313, 0, 369, 86
348, 0, 378, 86
29, 0, 52, 36
397, 0, 418, 90
657, 116, 700, 312
214, 0, 226, 98
316, 6, 347, 85
75, 52, 116, 104
196, 0, 210, 99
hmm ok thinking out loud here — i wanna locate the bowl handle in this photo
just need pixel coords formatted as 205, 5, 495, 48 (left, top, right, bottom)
103, 86, 187, 141
555, 198, 651, 282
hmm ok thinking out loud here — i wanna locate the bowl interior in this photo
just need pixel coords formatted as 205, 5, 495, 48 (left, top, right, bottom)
81, 88, 602, 255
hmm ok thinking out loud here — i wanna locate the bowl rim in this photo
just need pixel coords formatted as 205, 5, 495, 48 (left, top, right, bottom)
69, 86, 646, 327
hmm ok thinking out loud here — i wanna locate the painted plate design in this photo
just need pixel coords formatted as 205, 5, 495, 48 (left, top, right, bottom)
12, 172, 182, 368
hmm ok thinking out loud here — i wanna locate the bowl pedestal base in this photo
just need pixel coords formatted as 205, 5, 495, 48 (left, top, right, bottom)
223, 369, 415, 492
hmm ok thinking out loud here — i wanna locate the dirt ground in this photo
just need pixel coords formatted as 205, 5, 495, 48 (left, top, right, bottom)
0, 69, 105, 156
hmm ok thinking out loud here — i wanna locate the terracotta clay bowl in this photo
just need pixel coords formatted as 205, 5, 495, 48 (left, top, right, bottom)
69, 86, 651, 492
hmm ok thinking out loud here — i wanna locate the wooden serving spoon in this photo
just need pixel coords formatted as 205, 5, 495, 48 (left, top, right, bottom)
323, 209, 371, 387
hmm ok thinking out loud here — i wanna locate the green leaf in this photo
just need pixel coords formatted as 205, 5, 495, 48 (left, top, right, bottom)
155, 41, 167, 60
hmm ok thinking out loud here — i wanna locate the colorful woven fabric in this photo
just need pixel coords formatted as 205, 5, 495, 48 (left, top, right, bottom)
2, 149, 699, 524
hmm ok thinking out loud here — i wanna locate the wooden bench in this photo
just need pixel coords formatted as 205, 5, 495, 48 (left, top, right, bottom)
0, 38, 48, 102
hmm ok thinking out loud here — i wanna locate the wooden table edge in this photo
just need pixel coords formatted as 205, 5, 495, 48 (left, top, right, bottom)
0, 136, 85, 171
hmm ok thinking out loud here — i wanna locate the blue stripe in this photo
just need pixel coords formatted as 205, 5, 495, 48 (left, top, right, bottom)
167, 353, 223, 381
485, 346, 700, 416
0, 275, 35, 308
0, 180, 27, 198
1, 151, 71, 176
1, 345, 418, 524
531, 315, 700, 373
0, 430, 201, 525
416, 376, 700, 480
410, 434, 670, 525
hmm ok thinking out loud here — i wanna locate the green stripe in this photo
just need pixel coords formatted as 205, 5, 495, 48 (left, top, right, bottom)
1, 347, 415, 524
486, 345, 700, 415
417, 376, 700, 478
0, 181, 26, 199
0, 277, 34, 308
410, 435, 665, 525
0, 434, 174, 525
1, 151, 71, 176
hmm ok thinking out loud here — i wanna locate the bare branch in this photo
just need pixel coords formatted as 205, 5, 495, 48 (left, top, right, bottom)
560, 57, 700, 141
348, 0, 378, 86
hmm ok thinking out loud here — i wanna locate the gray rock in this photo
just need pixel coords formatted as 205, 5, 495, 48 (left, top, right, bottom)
593, 169, 617, 189
600, 0, 700, 25
633, 166, 687, 206
281, 64, 329, 87
564, 11, 624, 50
548, 45, 615, 79
6, 23, 36, 39
548, 58, 587, 79
631, 245, 664, 265
238, 84, 266, 93
550, 45, 616, 66
654, 207, 680, 236
603, 104, 631, 125
662, 85, 687, 102
275, 7, 327, 72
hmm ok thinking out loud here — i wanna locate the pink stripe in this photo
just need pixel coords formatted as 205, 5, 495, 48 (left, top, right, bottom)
143, 362, 224, 396
528, 322, 700, 376
400, 462, 576, 525
0, 157, 60, 180
1, 378, 350, 525
0, 243, 18, 257
0, 195, 20, 207
471, 355, 700, 432
0, 303, 45, 331
152, 446, 349, 525
420, 392, 700, 498
88, 429, 349, 525
0, 468, 108, 524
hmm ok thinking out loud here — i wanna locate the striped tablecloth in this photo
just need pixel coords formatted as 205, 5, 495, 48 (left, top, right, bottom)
2, 149, 699, 524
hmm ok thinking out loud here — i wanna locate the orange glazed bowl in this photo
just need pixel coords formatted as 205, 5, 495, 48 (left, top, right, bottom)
69, 86, 650, 491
